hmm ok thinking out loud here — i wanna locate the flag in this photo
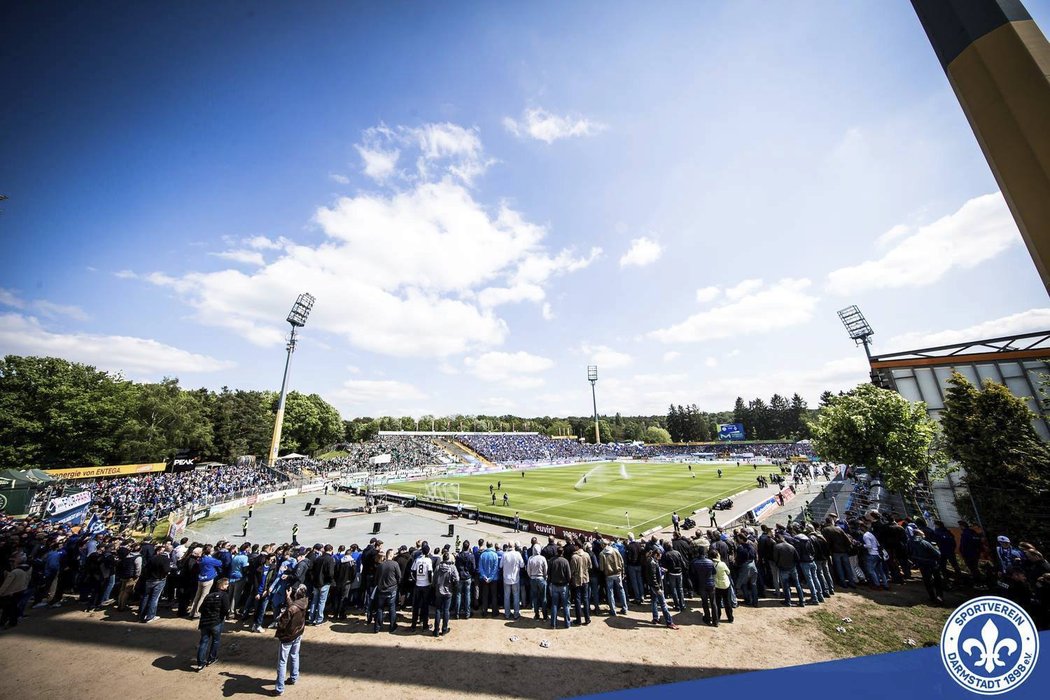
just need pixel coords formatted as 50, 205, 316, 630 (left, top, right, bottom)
85, 513, 106, 535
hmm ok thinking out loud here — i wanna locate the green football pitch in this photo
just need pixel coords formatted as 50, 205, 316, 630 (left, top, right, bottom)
390, 460, 758, 534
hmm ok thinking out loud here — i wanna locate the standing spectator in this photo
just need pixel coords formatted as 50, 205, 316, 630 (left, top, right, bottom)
547, 545, 572, 629
712, 552, 734, 624
0, 553, 31, 628
689, 548, 716, 626
644, 548, 678, 629
432, 550, 459, 636
410, 544, 433, 631
454, 541, 475, 620
308, 545, 335, 625
600, 540, 628, 616
190, 545, 222, 619
195, 578, 230, 671
808, 526, 835, 600
959, 520, 982, 578
115, 543, 142, 611
734, 533, 759, 607
933, 520, 961, 581
275, 584, 308, 695
477, 543, 499, 618
660, 544, 687, 613
570, 544, 591, 626
139, 543, 172, 623
501, 544, 524, 620
860, 522, 889, 591
791, 528, 824, 605
374, 550, 401, 633
907, 530, 944, 604
527, 546, 548, 620
625, 533, 645, 605
671, 512, 681, 536
821, 517, 856, 589
772, 533, 805, 607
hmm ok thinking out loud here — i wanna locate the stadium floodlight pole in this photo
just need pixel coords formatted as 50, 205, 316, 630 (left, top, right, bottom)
267, 293, 316, 467
837, 305, 875, 362
587, 365, 600, 444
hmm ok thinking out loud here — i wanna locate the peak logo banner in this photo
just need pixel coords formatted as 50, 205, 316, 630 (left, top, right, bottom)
941, 596, 1039, 694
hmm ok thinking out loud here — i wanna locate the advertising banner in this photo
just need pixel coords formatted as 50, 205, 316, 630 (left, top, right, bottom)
46, 490, 92, 517
44, 462, 166, 480
717, 423, 746, 441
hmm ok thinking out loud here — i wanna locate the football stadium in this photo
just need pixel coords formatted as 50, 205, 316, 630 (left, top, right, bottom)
2, 2, 1050, 700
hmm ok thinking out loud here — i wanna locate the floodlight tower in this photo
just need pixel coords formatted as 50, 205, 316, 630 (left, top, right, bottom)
837, 305, 890, 389
267, 293, 316, 466
837, 305, 875, 361
587, 365, 600, 445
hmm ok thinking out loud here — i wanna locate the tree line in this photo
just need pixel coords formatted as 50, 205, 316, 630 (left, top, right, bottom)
0, 356, 343, 469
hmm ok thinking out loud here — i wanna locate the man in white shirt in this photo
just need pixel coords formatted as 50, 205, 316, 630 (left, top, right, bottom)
501, 543, 525, 620
860, 524, 889, 590
410, 544, 434, 630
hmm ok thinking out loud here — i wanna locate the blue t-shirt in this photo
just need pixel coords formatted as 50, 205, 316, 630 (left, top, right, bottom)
198, 555, 223, 582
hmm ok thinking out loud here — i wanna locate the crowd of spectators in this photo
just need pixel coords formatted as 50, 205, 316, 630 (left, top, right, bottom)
85, 466, 288, 531
455, 433, 814, 464
1, 507, 1047, 659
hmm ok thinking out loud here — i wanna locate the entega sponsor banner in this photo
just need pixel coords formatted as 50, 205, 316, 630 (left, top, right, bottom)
44, 462, 166, 480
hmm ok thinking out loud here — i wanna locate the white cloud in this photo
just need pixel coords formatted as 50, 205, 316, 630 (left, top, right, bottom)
725, 278, 763, 301
355, 146, 400, 182
649, 278, 819, 343
726, 349, 741, 358
663, 351, 681, 363
695, 286, 720, 304
619, 236, 663, 268
578, 343, 632, 369
465, 351, 553, 388
32, 300, 89, 321
541, 303, 554, 321
0, 290, 88, 321
503, 107, 605, 144
355, 122, 491, 186
0, 313, 234, 376
328, 379, 427, 408
115, 269, 138, 279
827, 192, 1020, 295
211, 249, 266, 266
329, 173, 350, 185
245, 236, 287, 251
886, 308, 1050, 351
0, 288, 25, 309
346, 365, 361, 374
131, 123, 597, 358
705, 356, 718, 368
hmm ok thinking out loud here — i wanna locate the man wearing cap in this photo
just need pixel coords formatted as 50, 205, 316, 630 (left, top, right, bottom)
907, 530, 944, 603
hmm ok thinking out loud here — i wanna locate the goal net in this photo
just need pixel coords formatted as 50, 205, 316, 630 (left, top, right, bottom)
423, 481, 461, 503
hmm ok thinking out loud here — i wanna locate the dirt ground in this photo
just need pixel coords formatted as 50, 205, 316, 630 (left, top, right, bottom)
0, 582, 957, 699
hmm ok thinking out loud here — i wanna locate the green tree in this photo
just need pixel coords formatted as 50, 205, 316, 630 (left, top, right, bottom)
208, 388, 275, 462
940, 372, 1050, 541
279, 392, 343, 455
117, 378, 213, 462
644, 425, 672, 444
584, 419, 613, 444
811, 383, 937, 492
0, 355, 131, 467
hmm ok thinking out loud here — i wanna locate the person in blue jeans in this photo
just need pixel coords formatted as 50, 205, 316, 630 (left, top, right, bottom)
275, 585, 308, 695
195, 578, 230, 671
454, 542, 476, 619
139, 543, 172, 622
645, 549, 679, 629
547, 546, 572, 629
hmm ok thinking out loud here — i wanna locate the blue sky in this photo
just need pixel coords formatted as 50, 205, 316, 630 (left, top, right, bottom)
2, 1, 1048, 418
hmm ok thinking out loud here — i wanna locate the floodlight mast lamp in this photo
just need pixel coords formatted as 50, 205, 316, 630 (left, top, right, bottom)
837, 305, 875, 362
267, 293, 316, 466
588, 365, 600, 445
